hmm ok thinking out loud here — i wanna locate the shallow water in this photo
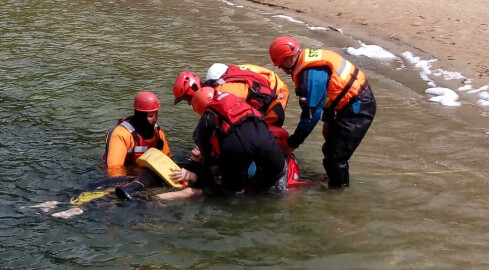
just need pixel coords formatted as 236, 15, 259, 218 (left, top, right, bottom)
1, 0, 488, 269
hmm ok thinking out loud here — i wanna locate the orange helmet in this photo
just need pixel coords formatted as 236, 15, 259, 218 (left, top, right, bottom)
191, 87, 215, 115
269, 36, 300, 67
133, 91, 160, 112
173, 71, 201, 105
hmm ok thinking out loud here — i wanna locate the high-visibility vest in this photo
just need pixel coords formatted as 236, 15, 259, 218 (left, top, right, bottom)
292, 49, 368, 110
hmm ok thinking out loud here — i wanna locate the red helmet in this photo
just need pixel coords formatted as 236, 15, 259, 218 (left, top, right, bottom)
133, 91, 160, 112
269, 36, 300, 67
191, 87, 215, 115
173, 71, 201, 105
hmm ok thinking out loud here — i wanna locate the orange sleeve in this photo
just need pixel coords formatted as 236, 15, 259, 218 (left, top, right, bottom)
106, 126, 134, 177
158, 129, 172, 158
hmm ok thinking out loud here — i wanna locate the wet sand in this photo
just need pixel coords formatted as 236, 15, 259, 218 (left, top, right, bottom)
237, 0, 489, 87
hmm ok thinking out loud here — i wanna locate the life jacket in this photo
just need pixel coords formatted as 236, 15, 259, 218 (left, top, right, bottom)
104, 118, 161, 163
285, 154, 302, 189
268, 126, 289, 148
292, 49, 369, 111
267, 126, 313, 189
217, 66, 277, 112
206, 92, 263, 158
236, 64, 290, 109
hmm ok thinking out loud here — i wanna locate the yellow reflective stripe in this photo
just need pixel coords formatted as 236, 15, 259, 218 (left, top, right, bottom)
336, 58, 353, 81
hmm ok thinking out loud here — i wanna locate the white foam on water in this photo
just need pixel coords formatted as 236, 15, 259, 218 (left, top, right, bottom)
220, 0, 243, 7
458, 84, 473, 91
425, 87, 461, 107
272, 15, 304, 24
307, 25, 327, 31
347, 43, 397, 60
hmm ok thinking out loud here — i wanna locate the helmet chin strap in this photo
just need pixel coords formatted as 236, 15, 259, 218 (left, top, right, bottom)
283, 51, 300, 74
285, 62, 296, 74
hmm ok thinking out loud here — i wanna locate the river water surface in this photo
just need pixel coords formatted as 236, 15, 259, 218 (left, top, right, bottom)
1, 0, 488, 269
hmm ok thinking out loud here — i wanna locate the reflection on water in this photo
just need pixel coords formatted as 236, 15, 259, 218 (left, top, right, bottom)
0, 0, 488, 269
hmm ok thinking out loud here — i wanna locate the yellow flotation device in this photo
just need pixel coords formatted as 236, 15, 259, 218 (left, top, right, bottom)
136, 148, 188, 188
70, 189, 112, 206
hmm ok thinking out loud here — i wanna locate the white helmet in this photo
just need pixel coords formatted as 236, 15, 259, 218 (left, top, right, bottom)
206, 63, 229, 81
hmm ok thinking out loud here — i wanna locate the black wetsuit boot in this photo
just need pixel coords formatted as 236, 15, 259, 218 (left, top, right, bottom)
115, 180, 145, 200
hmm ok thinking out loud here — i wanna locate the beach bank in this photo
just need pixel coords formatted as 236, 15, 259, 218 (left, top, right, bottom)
236, 0, 489, 87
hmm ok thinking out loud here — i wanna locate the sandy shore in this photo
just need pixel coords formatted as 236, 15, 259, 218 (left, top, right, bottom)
237, 0, 489, 87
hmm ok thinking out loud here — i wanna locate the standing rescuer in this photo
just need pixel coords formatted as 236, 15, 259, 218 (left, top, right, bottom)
269, 36, 377, 188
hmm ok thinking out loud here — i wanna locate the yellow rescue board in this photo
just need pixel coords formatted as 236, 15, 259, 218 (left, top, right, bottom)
136, 148, 187, 188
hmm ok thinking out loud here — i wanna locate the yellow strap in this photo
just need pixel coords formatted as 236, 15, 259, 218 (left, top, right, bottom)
70, 189, 113, 206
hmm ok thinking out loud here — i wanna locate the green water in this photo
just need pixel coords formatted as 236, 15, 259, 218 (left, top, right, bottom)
1, 0, 488, 269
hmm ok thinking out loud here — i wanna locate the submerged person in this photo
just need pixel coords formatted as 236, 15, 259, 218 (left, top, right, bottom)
158, 87, 288, 199
268, 36, 377, 188
172, 67, 285, 127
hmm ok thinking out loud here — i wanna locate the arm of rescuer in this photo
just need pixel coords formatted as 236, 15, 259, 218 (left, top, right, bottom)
106, 126, 172, 177
192, 112, 218, 169
169, 146, 201, 183
286, 67, 331, 154
157, 146, 220, 200
156, 114, 218, 201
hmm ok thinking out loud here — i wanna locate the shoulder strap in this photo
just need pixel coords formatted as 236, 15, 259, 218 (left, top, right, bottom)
120, 121, 140, 145
328, 67, 359, 111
